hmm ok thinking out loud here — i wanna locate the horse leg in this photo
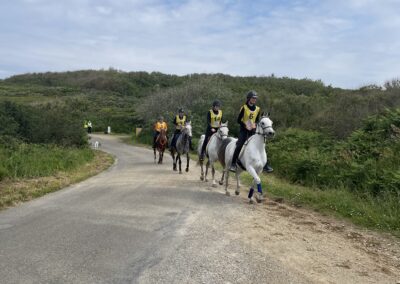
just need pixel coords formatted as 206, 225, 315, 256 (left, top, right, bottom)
154, 148, 156, 164
235, 171, 240, 196
247, 166, 264, 203
205, 160, 210, 182
219, 171, 224, 185
171, 151, 177, 171
199, 159, 204, 181
178, 155, 182, 174
185, 153, 189, 172
211, 164, 217, 188
224, 168, 230, 196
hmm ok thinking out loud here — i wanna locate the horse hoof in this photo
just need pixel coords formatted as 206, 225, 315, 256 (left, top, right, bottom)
219, 181, 223, 185
249, 199, 254, 204
179, 171, 182, 174
235, 191, 240, 196
205, 179, 208, 182
200, 176, 204, 181
212, 183, 217, 188
256, 195, 265, 203
173, 168, 177, 171
185, 168, 189, 172
225, 191, 230, 196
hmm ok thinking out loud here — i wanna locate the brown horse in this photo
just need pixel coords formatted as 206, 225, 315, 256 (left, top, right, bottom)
154, 129, 168, 164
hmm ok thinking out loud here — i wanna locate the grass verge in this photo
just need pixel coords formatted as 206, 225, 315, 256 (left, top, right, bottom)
0, 150, 114, 210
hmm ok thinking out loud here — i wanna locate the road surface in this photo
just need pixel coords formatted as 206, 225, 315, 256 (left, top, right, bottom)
0, 134, 399, 283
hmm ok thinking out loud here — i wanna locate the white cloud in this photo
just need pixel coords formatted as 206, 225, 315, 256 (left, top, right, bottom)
0, 0, 399, 88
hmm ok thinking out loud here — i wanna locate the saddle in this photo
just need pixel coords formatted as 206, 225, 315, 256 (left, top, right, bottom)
236, 135, 257, 171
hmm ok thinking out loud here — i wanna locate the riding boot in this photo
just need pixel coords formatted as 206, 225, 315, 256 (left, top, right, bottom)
199, 150, 205, 162
263, 163, 274, 173
229, 152, 239, 172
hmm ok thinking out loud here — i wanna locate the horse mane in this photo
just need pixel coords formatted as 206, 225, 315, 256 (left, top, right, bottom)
218, 137, 234, 168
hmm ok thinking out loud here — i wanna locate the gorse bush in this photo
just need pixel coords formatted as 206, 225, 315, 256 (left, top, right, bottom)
269, 109, 400, 195
0, 101, 87, 147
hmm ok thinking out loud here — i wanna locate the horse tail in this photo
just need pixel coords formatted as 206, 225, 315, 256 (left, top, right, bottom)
218, 137, 234, 168
197, 134, 205, 155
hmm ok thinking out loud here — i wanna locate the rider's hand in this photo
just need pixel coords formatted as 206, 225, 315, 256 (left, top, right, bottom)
211, 128, 216, 132
246, 125, 253, 131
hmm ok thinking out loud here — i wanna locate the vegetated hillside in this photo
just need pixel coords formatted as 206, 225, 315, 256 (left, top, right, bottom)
1, 71, 400, 191
1, 70, 400, 233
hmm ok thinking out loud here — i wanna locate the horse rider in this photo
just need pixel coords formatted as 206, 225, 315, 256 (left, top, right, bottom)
153, 115, 168, 149
87, 120, 93, 134
228, 90, 273, 173
170, 108, 194, 150
199, 100, 223, 161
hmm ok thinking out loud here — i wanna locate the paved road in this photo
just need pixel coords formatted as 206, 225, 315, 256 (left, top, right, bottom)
0, 134, 309, 284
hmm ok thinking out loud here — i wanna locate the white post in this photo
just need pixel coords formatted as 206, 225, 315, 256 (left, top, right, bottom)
107, 126, 111, 134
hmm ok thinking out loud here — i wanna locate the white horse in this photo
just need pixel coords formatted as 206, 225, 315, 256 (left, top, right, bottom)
171, 122, 192, 174
221, 115, 275, 203
197, 122, 229, 187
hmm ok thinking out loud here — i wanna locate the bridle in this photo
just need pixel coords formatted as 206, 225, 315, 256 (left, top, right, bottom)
216, 125, 228, 140
255, 117, 273, 138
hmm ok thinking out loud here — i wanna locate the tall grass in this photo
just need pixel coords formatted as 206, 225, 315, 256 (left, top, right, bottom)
0, 143, 94, 181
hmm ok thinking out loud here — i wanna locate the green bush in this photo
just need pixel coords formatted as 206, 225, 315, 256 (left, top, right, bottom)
269, 109, 400, 195
0, 101, 87, 147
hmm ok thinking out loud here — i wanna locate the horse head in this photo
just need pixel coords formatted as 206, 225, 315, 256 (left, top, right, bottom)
257, 115, 275, 139
183, 121, 192, 137
217, 121, 229, 140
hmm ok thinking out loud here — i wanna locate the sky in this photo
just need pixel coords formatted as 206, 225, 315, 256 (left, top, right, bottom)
0, 0, 399, 89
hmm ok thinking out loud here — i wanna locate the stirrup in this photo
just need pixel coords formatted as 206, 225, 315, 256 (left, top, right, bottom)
263, 165, 274, 173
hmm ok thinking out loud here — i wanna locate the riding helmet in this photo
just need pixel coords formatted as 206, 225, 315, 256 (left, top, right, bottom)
212, 100, 221, 107
178, 108, 184, 113
246, 90, 258, 100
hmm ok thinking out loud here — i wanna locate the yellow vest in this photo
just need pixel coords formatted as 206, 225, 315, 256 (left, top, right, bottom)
175, 115, 186, 128
241, 104, 260, 127
155, 121, 168, 132
210, 109, 222, 128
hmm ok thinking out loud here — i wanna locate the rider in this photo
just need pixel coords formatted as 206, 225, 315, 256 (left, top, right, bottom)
153, 116, 168, 149
228, 90, 273, 173
199, 100, 223, 161
170, 108, 194, 151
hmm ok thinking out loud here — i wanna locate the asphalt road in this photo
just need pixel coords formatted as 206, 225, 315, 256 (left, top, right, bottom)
0, 134, 309, 284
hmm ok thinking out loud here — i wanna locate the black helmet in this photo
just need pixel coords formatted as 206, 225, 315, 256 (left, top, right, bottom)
178, 108, 184, 113
246, 90, 258, 100
212, 100, 221, 107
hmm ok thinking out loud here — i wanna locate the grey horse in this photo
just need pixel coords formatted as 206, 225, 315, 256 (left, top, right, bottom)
171, 122, 192, 174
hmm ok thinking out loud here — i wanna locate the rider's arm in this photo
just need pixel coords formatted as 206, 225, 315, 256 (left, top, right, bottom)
207, 111, 212, 128
237, 107, 246, 128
